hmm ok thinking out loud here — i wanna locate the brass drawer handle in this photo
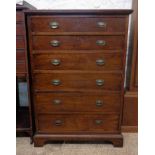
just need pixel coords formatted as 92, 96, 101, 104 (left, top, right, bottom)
96, 79, 104, 86
51, 59, 61, 66
96, 40, 106, 46
49, 21, 59, 29
96, 100, 103, 107
97, 21, 106, 28
95, 120, 103, 125
96, 59, 105, 66
52, 79, 61, 86
50, 40, 60, 47
54, 120, 63, 126
53, 99, 61, 105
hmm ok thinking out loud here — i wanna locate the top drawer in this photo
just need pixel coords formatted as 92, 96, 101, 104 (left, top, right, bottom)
30, 16, 126, 33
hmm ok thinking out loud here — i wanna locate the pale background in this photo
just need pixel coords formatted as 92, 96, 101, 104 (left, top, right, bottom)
16, 0, 132, 9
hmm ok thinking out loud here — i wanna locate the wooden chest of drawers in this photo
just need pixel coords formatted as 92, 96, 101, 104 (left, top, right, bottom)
26, 10, 132, 147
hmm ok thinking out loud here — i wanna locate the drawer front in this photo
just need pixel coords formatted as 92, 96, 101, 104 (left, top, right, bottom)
16, 62, 26, 73
30, 17, 126, 33
16, 23, 24, 35
33, 52, 123, 71
16, 36, 25, 49
35, 92, 121, 113
32, 36, 124, 50
33, 73, 122, 91
16, 12, 24, 22
16, 50, 26, 61
37, 114, 119, 133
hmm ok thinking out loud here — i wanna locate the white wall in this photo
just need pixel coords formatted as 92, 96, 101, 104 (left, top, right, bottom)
16, 0, 132, 9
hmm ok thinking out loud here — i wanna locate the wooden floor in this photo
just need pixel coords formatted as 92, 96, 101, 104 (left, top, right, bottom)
16, 133, 137, 155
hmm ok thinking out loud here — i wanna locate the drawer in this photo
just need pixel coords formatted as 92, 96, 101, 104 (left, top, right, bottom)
16, 23, 24, 35
16, 12, 24, 22
16, 36, 25, 49
33, 72, 122, 91
32, 36, 124, 50
16, 62, 26, 73
37, 114, 119, 133
30, 16, 126, 33
33, 52, 123, 71
16, 50, 26, 61
35, 92, 121, 113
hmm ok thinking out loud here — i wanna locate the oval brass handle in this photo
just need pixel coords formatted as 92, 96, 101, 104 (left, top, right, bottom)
96, 40, 106, 46
50, 40, 60, 47
97, 21, 106, 28
53, 99, 61, 105
95, 120, 103, 125
54, 120, 63, 126
96, 79, 104, 86
96, 59, 105, 66
52, 79, 61, 86
49, 21, 59, 29
51, 59, 61, 66
96, 100, 103, 107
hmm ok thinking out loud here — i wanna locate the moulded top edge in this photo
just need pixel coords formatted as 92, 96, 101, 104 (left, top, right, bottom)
24, 9, 133, 16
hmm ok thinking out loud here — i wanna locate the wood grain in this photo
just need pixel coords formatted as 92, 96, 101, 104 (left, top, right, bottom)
33, 52, 123, 71
37, 114, 119, 133
35, 91, 121, 113
33, 72, 122, 91
25, 10, 132, 146
32, 36, 124, 50
31, 16, 126, 33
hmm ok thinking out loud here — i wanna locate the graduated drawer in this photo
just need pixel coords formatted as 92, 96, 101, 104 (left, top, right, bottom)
33, 72, 122, 91
30, 16, 126, 33
16, 36, 25, 49
16, 12, 24, 22
35, 92, 121, 113
37, 114, 119, 133
33, 52, 123, 71
16, 23, 24, 35
32, 36, 124, 50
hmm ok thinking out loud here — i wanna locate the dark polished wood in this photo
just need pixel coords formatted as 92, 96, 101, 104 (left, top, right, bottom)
16, 11, 24, 22
16, 61, 26, 73
25, 9, 133, 15
31, 16, 126, 33
16, 3, 35, 142
33, 72, 122, 91
35, 92, 121, 113
37, 114, 119, 133
34, 134, 123, 147
16, 23, 25, 35
32, 35, 124, 50
16, 36, 25, 49
122, 92, 138, 132
33, 51, 123, 71
122, 0, 138, 132
26, 9, 132, 147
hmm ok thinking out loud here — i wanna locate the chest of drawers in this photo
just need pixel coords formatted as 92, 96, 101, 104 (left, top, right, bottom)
25, 10, 132, 147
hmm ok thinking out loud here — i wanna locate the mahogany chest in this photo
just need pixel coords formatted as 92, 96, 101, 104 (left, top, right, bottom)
25, 10, 132, 147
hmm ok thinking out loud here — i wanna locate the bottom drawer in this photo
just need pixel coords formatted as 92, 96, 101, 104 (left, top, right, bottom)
37, 114, 119, 133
